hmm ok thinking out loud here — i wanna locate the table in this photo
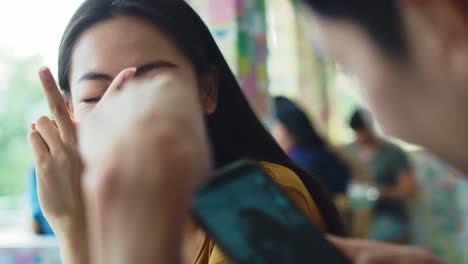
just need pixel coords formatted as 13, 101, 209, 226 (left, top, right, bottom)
0, 230, 60, 264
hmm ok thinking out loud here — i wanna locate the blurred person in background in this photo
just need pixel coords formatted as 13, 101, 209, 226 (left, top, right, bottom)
346, 109, 418, 243
26, 165, 54, 236
272, 96, 354, 232
272, 96, 351, 198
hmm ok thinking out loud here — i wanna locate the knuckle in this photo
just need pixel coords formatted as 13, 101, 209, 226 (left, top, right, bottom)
28, 130, 39, 142
36, 116, 51, 127
50, 104, 65, 117
36, 159, 53, 174
55, 151, 69, 164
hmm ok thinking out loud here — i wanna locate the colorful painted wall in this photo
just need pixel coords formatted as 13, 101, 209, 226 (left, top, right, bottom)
188, 0, 272, 123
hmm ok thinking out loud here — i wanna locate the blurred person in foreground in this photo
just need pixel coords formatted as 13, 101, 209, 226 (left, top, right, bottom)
346, 109, 417, 243
303, 0, 468, 263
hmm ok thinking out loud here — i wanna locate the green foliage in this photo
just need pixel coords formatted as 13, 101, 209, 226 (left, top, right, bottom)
0, 55, 46, 196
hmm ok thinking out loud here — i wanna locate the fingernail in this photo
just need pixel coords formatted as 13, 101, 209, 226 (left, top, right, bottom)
39, 67, 52, 81
125, 68, 137, 80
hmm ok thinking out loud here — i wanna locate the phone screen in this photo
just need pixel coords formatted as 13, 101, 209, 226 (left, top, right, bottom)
192, 160, 350, 264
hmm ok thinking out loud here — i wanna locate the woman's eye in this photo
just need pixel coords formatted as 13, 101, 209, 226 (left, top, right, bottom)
82, 97, 102, 104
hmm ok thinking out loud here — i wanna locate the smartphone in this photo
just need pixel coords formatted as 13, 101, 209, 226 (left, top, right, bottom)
191, 160, 350, 264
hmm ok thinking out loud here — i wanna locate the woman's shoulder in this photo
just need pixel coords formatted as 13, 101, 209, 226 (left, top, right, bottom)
258, 161, 326, 232
193, 161, 328, 264
259, 161, 308, 190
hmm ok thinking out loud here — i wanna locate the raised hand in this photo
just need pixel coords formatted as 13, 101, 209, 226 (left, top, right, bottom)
29, 67, 82, 224
79, 74, 212, 264
28, 66, 136, 264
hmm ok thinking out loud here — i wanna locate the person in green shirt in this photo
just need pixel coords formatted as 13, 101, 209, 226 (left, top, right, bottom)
346, 109, 418, 243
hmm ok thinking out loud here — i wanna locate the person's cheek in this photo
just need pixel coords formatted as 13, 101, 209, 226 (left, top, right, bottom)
356, 58, 412, 139
73, 104, 97, 123
71, 89, 102, 122
357, 69, 392, 130
271, 124, 284, 146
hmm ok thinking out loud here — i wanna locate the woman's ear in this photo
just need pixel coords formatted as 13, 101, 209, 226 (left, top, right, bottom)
199, 66, 219, 115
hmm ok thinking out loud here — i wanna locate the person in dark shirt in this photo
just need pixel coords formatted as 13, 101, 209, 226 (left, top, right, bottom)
346, 110, 418, 243
272, 96, 351, 197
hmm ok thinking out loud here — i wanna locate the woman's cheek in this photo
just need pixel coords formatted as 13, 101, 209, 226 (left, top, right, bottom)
73, 104, 98, 123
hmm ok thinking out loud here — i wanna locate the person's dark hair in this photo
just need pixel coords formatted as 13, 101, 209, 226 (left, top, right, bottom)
349, 109, 372, 132
302, 0, 407, 57
58, 0, 345, 235
274, 96, 326, 149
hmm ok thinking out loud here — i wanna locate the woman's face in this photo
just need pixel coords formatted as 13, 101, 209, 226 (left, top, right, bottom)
68, 16, 217, 122
271, 121, 294, 153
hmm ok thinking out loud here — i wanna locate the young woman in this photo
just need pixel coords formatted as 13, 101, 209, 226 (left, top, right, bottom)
272, 96, 351, 197
29, 0, 344, 263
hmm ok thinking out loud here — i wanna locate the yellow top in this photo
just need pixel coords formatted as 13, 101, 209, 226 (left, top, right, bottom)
192, 161, 327, 264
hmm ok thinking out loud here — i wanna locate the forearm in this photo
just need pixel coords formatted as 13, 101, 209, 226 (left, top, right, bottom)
91, 193, 188, 264
77, 75, 211, 264
53, 220, 89, 264
80, 163, 191, 264
120, 215, 185, 264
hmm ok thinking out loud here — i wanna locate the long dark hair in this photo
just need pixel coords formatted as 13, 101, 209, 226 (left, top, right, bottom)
274, 96, 326, 149
58, 0, 345, 235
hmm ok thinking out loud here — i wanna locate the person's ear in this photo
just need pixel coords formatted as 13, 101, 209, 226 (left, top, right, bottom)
199, 66, 219, 115
402, 0, 468, 89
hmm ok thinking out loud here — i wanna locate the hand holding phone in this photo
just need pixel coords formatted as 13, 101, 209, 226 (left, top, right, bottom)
192, 160, 350, 264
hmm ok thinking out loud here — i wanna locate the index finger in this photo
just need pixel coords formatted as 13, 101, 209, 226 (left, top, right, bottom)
39, 67, 76, 145
95, 67, 136, 109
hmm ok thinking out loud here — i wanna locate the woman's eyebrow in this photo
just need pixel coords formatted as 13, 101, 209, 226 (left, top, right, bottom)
76, 60, 178, 84
135, 60, 178, 76
77, 72, 113, 83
